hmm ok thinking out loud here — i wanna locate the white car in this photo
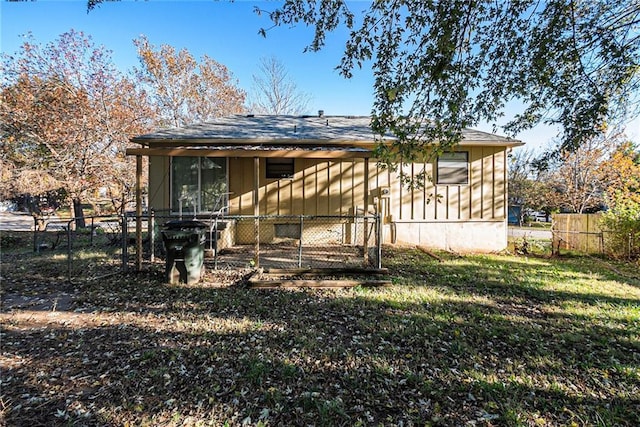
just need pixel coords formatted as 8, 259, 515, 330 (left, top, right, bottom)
531, 211, 549, 222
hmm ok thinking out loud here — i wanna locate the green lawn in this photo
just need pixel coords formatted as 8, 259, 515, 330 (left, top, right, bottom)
1, 246, 639, 426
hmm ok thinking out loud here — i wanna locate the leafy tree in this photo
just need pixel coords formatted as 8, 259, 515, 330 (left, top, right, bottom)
546, 137, 611, 214
133, 35, 246, 128
598, 141, 640, 204
253, 1, 639, 165
247, 56, 311, 115
508, 148, 558, 222
0, 31, 153, 224
598, 141, 640, 258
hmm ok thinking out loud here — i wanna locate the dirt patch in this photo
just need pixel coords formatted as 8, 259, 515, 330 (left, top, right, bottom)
247, 267, 391, 289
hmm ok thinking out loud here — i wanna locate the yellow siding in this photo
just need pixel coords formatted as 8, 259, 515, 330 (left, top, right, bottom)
228, 158, 255, 215
470, 147, 484, 219
302, 159, 316, 215
381, 147, 507, 222
482, 147, 494, 219
328, 161, 342, 214
157, 148, 508, 222
148, 156, 169, 212
226, 158, 368, 216
339, 160, 352, 216
493, 149, 506, 219
292, 160, 304, 214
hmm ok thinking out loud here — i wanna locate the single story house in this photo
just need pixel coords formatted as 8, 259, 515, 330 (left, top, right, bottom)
127, 114, 523, 253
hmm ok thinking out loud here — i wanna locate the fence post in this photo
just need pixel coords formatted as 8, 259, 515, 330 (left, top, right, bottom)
213, 214, 219, 270
149, 210, 155, 263
122, 214, 128, 273
90, 216, 95, 246
253, 157, 260, 268
67, 218, 73, 283
363, 215, 369, 266
33, 216, 38, 253
600, 232, 604, 255
253, 216, 260, 268
135, 154, 143, 272
298, 215, 304, 268
376, 213, 382, 269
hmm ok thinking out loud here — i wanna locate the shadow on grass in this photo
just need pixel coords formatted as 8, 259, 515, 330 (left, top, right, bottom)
1, 248, 639, 426
385, 247, 640, 304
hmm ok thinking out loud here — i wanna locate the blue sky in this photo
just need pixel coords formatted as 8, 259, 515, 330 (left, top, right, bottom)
1, 1, 375, 114
3, 0, 636, 151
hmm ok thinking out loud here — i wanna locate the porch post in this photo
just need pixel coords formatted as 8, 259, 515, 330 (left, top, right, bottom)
253, 156, 260, 268
363, 157, 369, 265
135, 155, 143, 271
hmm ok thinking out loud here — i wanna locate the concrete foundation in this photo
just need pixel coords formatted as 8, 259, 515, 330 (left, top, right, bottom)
389, 220, 507, 253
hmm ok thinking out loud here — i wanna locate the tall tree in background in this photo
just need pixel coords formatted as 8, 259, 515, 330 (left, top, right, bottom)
248, 56, 311, 115
134, 36, 246, 127
598, 141, 640, 205
508, 148, 557, 221
0, 30, 153, 223
255, 1, 640, 165
546, 137, 612, 214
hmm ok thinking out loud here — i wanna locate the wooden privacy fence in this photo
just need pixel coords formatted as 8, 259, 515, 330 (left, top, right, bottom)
552, 213, 604, 254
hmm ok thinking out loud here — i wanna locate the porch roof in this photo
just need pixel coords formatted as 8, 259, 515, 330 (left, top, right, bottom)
127, 114, 524, 158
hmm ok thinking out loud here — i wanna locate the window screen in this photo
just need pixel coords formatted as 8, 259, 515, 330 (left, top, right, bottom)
437, 152, 469, 185
266, 158, 294, 179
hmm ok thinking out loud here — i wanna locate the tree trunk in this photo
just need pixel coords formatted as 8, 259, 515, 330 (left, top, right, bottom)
73, 197, 86, 228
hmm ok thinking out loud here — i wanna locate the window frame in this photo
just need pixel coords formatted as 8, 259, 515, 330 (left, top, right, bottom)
436, 151, 469, 185
170, 156, 228, 214
265, 158, 295, 179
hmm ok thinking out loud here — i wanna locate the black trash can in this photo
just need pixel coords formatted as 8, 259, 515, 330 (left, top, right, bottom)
161, 220, 207, 284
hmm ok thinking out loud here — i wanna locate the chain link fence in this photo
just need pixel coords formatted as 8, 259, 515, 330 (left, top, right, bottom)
3, 212, 382, 283
149, 213, 382, 270
552, 228, 638, 260
0, 214, 134, 284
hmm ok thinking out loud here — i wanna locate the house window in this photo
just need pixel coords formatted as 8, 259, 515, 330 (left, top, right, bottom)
437, 152, 469, 185
171, 157, 227, 214
266, 158, 294, 179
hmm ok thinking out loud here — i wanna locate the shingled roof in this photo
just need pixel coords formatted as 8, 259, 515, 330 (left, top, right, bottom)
131, 114, 524, 148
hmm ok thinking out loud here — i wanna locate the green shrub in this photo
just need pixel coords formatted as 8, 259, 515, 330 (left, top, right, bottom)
600, 192, 640, 259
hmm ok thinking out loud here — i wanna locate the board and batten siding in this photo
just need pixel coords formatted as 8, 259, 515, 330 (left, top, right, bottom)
148, 147, 507, 222
223, 147, 506, 222
147, 147, 508, 251
148, 156, 170, 213
227, 158, 366, 216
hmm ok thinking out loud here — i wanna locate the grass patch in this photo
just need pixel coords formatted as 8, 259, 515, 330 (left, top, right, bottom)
1, 246, 639, 426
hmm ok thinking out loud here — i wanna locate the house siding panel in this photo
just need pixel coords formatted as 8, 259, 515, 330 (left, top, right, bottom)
469, 147, 483, 219
148, 156, 169, 213
482, 147, 494, 219
303, 159, 316, 215
229, 158, 255, 215
494, 148, 507, 219
329, 161, 342, 215
155, 147, 509, 252
292, 160, 304, 214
